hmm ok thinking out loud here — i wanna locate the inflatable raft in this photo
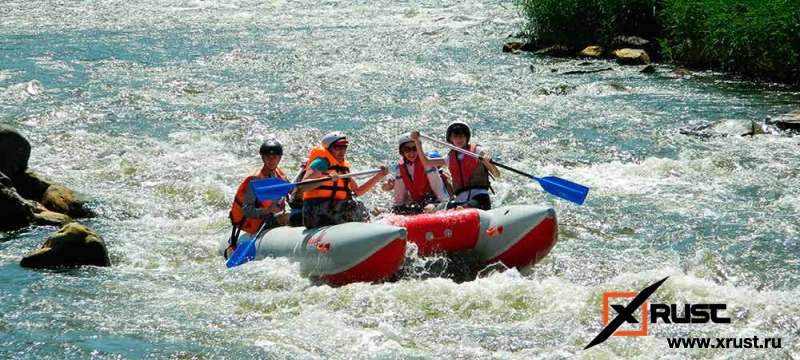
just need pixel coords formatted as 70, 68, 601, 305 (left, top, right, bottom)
222, 205, 557, 285
384, 205, 557, 269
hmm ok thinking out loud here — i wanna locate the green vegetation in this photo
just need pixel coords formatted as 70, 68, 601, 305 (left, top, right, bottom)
515, 0, 800, 83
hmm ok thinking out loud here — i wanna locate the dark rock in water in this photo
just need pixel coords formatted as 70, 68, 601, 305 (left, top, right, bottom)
613, 48, 650, 65
672, 66, 691, 77
503, 41, 524, 53
41, 184, 95, 218
535, 45, 571, 57
0, 171, 34, 231
578, 61, 594, 66
680, 119, 765, 138
12, 171, 52, 202
562, 67, 613, 75
20, 222, 110, 268
640, 65, 656, 73
534, 84, 577, 96
0, 126, 31, 179
767, 111, 800, 132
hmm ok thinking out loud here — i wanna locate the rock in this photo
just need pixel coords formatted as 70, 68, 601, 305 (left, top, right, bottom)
0, 126, 31, 179
562, 67, 613, 75
613, 48, 651, 65
680, 119, 766, 138
579, 46, 603, 58
672, 66, 691, 77
11, 171, 52, 202
767, 111, 800, 132
534, 84, 577, 96
610, 36, 656, 56
41, 184, 94, 218
535, 45, 572, 57
0, 171, 34, 231
33, 210, 73, 226
20, 222, 110, 268
640, 65, 656, 73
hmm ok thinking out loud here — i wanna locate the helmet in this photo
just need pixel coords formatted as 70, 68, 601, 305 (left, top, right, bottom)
321, 131, 349, 149
259, 139, 283, 156
426, 150, 443, 159
446, 121, 471, 144
397, 133, 413, 151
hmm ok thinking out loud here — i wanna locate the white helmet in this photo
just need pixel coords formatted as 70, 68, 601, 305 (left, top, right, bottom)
397, 133, 413, 150
321, 131, 349, 149
446, 120, 472, 143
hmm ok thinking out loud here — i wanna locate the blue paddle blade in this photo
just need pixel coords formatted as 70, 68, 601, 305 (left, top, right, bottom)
226, 239, 257, 268
251, 177, 295, 202
534, 176, 589, 205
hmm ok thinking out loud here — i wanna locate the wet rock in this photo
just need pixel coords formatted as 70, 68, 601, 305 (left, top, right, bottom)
11, 171, 52, 202
534, 84, 577, 96
535, 45, 572, 57
672, 66, 691, 77
0, 171, 34, 231
33, 210, 73, 226
20, 222, 110, 268
0, 126, 31, 179
766, 111, 800, 132
680, 119, 765, 138
579, 46, 603, 58
562, 67, 613, 75
610, 36, 656, 56
613, 48, 650, 65
640, 65, 656, 74
41, 184, 94, 218
503, 41, 536, 54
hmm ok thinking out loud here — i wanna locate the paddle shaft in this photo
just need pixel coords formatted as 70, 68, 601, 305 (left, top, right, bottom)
419, 134, 536, 180
297, 168, 383, 187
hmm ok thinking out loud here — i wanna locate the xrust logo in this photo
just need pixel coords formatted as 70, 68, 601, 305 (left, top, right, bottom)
585, 277, 731, 349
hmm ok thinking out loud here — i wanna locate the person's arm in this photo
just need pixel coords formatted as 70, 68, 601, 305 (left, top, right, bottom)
241, 183, 283, 219
477, 146, 500, 179
410, 130, 445, 168
351, 166, 389, 197
299, 158, 334, 191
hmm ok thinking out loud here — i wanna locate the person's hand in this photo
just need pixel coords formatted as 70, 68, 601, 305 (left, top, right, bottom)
275, 211, 289, 226
479, 151, 492, 164
378, 165, 389, 178
410, 130, 420, 141
423, 204, 436, 213
382, 178, 395, 191
330, 173, 340, 180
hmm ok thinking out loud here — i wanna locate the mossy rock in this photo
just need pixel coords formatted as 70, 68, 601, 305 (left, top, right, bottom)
20, 222, 110, 268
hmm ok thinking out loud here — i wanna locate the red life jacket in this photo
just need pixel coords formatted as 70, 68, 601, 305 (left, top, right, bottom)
398, 160, 432, 202
229, 167, 287, 234
448, 144, 482, 193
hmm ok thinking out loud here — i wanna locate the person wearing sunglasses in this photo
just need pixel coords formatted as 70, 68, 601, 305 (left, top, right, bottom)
382, 133, 451, 215
300, 131, 389, 228
410, 121, 500, 210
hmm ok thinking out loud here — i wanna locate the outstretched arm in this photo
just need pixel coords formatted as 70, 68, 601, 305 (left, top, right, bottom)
410, 130, 445, 168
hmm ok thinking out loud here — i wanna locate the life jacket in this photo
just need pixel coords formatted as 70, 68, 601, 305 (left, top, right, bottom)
229, 167, 287, 235
302, 146, 353, 201
398, 160, 432, 202
448, 144, 490, 195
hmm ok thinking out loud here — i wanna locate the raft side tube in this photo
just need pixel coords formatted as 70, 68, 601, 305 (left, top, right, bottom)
473, 205, 557, 268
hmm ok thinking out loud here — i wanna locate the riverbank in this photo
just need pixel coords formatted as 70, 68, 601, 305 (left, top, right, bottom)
515, 0, 800, 84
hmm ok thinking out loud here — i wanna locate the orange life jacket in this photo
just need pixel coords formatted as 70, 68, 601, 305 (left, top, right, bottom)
448, 144, 490, 194
229, 167, 287, 234
302, 146, 353, 201
398, 160, 432, 202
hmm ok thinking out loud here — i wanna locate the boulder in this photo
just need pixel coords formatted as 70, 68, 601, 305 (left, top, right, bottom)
0, 126, 31, 179
20, 222, 110, 268
579, 46, 604, 58
640, 65, 656, 74
41, 184, 94, 218
680, 119, 765, 138
613, 48, 651, 65
12, 171, 52, 202
672, 66, 691, 77
33, 210, 73, 226
534, 45, 572, 57
0, 171, 34, 231
610, 36, 656, 57
767, 111, 800, 132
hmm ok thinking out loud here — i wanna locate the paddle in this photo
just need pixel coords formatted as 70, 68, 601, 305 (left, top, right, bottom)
226, 221, 269, 268
251, 168, 383, 202
419, 133, 589, 205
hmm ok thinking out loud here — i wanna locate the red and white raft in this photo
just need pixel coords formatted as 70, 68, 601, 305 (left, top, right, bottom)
384, 205, 558, 269
222, 205, 557, 286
